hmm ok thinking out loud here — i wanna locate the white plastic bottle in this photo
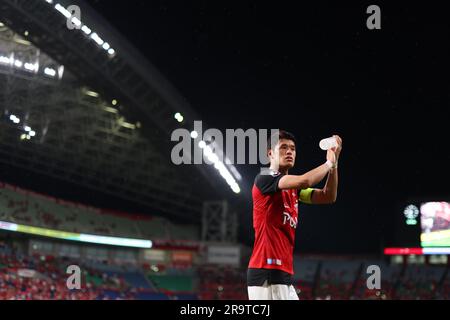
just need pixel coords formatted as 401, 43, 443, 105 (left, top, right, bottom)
319, 137, 338, 150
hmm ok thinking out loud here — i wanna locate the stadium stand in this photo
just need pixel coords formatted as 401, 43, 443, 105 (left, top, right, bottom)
294, 257, 319, 300
353, 260, 402, 299
0, 245, 168, 300
314, 258, 361, 300
0, 182, 199, 241
0, 172, 449, 301
1, 238, 450, 300
395, 264, 446, 300
197, 265, 247, 300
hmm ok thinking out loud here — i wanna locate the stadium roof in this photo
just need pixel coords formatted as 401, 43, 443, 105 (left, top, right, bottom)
0, 0, 244, 223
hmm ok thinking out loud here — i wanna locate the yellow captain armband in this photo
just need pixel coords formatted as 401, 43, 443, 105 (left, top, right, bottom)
299, 188, 314, 204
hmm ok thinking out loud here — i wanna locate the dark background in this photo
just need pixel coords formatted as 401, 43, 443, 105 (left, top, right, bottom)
5, 1, 449, 254
65, 0, 450, 253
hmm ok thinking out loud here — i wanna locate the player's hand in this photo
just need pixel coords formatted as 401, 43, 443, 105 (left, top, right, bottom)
330, 135, 342, 161
326, 148, 336, 165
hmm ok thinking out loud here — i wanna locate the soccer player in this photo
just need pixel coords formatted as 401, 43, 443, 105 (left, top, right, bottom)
247, 130, 342, 300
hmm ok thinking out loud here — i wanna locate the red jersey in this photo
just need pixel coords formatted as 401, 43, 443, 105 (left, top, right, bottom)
248, 171, 313, 275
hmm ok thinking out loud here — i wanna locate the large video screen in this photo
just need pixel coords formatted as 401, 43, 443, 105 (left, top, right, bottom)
420, 202, 450, 247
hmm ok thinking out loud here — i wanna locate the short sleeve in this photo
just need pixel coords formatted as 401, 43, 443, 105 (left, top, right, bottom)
254, 173, 284, 195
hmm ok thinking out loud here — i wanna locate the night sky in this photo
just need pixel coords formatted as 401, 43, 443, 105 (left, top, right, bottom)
48, 1, 450, 253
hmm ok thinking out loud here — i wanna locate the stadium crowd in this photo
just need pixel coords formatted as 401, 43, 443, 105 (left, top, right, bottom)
1, 240, 449, 300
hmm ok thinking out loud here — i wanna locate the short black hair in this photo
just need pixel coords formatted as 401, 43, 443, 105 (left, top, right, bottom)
267, 130, 297, 150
